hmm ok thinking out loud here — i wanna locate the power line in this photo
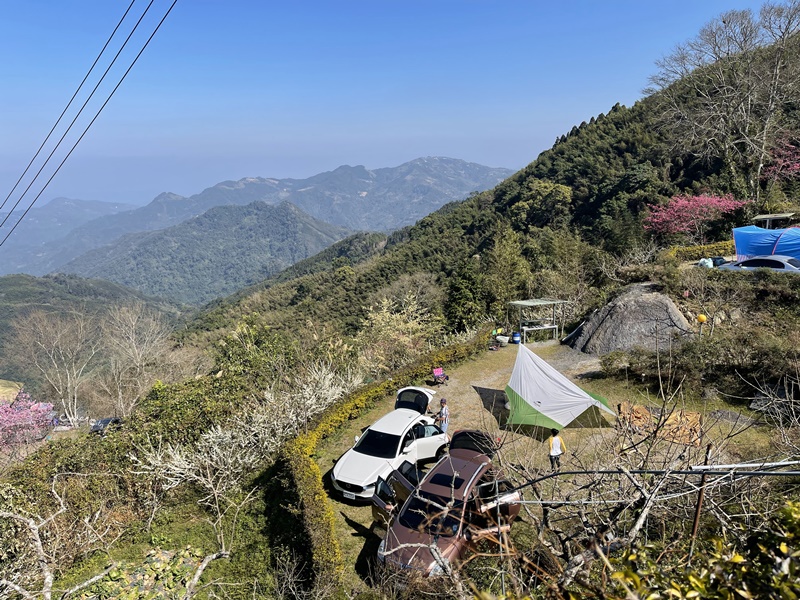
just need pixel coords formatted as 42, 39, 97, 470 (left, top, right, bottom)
0, 0, 158, 231
0, 0, 179, 250
0, 0, 139, 215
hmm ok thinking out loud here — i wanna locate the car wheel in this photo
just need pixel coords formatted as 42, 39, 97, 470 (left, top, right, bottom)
435, 445, 447, 460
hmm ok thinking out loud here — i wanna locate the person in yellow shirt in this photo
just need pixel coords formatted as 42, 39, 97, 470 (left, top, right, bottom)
548, 429, 566, 471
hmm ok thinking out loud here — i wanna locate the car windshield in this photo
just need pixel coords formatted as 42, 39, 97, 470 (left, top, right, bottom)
398, 491, 463, 537
353, 430, 401, 459
789, 258, 800, 269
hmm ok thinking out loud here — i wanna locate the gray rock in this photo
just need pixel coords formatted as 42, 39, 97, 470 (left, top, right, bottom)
569, 283, 691, 354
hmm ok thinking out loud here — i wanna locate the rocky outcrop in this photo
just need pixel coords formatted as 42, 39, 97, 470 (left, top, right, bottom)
569, 283, 691, 354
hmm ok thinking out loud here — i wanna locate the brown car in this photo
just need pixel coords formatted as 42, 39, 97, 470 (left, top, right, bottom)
373, 430, 521, 576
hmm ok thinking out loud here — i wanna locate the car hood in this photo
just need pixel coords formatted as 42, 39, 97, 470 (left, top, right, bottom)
333, 448, 394, 487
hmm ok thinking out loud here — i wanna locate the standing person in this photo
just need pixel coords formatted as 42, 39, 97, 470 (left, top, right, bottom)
548, 429, 566, 471
435, 398, 450, 433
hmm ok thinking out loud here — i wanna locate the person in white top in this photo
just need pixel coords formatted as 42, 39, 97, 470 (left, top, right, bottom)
434, 398, 450, 433
548, 428, 566, 471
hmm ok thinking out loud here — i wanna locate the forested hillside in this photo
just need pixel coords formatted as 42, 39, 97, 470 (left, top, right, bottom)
0, 273, 181, 344
181, 97, 752, 345
3, 3, 800, 599
60, 202, 352, 305
0, 275, 184, 404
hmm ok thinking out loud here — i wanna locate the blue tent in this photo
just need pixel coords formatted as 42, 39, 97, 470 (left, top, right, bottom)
732, 226, 800, 260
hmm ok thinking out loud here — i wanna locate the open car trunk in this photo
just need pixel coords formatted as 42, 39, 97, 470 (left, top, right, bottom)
394, 386, 435, 414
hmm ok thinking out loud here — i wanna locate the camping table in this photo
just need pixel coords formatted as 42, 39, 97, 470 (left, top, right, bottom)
509, 298, 566, 344
522, 322, 559, 343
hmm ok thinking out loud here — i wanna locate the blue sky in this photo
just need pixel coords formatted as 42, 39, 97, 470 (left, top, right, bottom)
0, 0, 767, 206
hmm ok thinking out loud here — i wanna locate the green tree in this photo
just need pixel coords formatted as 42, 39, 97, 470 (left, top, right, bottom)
481, 227, 532, 321
445, 258, 486, 331
507, 179, 573, 230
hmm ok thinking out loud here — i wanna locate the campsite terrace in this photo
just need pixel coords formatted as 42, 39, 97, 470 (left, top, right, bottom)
314, 340, 618, 590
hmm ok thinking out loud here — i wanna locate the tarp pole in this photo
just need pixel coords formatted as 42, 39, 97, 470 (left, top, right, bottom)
772, 229, 787, 254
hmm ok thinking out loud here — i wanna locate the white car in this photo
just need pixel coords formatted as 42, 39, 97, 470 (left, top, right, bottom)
331, 387, 449, 500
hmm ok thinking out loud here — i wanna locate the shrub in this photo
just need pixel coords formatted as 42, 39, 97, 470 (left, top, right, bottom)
607, 502, 800, 600
666, 240, 736, 262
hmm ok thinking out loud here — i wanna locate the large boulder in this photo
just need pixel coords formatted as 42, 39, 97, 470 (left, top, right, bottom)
569, 283, 691, 354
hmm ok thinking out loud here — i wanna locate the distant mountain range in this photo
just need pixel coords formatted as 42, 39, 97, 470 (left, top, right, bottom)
62, 202, 352, 306
1, 158, 510, 277
0, 197, 134, 272
0, 157, 511, 304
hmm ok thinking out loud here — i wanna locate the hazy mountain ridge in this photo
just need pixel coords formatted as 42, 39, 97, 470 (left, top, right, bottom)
0, 197, 134, 272
0, 158, 510, 276
290, 158, 511, 229
60, 201, 352, 305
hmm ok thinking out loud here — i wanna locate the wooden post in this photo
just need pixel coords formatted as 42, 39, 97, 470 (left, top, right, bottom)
689, 443, 713, 560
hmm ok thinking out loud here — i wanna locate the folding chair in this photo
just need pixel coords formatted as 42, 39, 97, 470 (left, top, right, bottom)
432, 367, 449, 385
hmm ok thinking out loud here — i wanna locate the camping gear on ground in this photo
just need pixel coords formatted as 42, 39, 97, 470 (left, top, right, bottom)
495, 335, 509, 347
511, 332, 521, 344
505, 344, 616, 429
732, 225, 800, 261
697, 257, 713, 268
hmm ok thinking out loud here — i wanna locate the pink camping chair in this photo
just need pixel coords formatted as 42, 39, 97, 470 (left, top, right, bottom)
432, 367, 449, 385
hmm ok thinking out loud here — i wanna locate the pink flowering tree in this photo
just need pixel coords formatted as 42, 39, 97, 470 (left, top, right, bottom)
643, 194, 750, 245
763, 138, 800, 182
0, 390, 54, 448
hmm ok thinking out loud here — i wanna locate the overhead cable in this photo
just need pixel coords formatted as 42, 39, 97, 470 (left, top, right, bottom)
0, 0, 138, 215
0, 0, 179, 248
0, 0, 159, 231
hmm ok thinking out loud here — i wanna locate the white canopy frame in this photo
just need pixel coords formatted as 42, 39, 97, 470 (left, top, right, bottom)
509, 298, 567, 343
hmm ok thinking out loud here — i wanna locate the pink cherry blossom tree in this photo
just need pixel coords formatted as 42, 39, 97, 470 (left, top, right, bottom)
643, 194, 750, 245
763, 137, 800, 182
0, 390, 54, 448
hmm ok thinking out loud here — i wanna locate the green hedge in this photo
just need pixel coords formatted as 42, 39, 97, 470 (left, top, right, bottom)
667, 240, 735, 262
268, 330, 491, 589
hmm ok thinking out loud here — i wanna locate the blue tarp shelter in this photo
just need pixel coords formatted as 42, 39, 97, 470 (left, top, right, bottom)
732, 226, 800, 261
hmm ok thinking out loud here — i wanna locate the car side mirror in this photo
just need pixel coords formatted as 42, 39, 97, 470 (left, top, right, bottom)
402, 441, 413, 454
354, 435, 360, 444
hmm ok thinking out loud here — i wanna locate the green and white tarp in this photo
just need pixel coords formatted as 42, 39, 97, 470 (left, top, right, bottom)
505, 344, 615, 429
